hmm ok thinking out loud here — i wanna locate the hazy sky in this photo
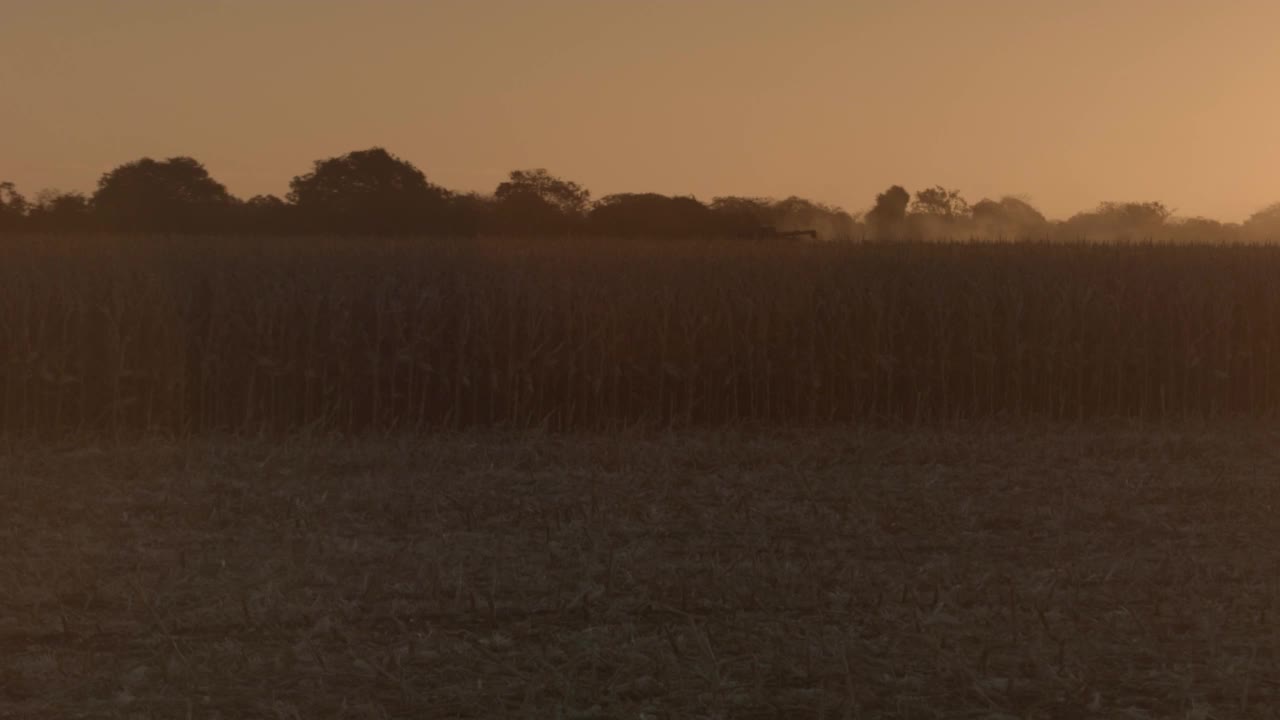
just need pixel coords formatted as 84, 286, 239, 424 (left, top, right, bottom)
2, 0, 1277, 221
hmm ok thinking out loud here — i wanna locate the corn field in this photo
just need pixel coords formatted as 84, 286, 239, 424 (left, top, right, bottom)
1, 234, 1278, 437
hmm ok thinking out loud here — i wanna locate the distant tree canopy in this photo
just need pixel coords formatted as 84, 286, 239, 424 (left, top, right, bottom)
1098, 201, 1173, 227
971, 196, 1045, 225
93, 156, 235, 232
287, 147, 453, 234
768, 196, 856, 239
1064, 201, 1172, 240
0, 149, 1275, 242
1245, 203, 1280, 240
589, 193, 717, 237
27, 190, 92, 232
865, 185, 911, 239
905, 187, 972, 238
0, 182, 28, 231
707, 196, 774, 235
970, 196, 1048, 237
911, 186, 969, 220
491, 169, 590, 234
238, 194, 293, 235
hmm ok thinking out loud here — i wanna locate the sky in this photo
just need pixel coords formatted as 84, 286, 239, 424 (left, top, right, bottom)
1, 0, 1278, 222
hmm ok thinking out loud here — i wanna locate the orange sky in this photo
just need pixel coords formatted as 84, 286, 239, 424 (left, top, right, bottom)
2, 0, 1277, 221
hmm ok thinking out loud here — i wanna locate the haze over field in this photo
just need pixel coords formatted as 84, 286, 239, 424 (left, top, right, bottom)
2, 0, 1278, 222
8, 5, 1280, 718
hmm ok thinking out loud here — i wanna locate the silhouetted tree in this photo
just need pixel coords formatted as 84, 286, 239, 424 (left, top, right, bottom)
27, 190, 92, 231
706, 196, 854, 240
708, 197, 775, 236
443, 192, 491, 237
864, 185, 910, 239
972, 196, 1044, 225
1244, 202, 1280, 240
1065, 201, 1170, 240
492, 169, 590, 235
971, 196, 1048, 238
93, 157, 235, 233
0, 182, 28, 231
911, 186, 969, 220
1098, 201, 1171, 227
237, 194, 295, 234
1167, 216, 1239, 244
496, 169, 590, 216
588, 194, 716, 237
770, 196, 856, 240
288, 147, 452, 234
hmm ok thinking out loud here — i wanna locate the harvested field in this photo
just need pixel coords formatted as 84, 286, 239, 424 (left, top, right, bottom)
2, 425, 1278, 718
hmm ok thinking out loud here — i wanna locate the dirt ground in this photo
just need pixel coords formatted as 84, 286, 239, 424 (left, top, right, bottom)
1, 424, 1279, 718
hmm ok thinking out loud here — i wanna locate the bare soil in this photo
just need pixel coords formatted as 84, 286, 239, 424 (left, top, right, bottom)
1, 425, 1278, 718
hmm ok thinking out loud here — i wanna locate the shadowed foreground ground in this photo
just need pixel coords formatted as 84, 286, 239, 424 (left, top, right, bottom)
1, 425, 1278, 718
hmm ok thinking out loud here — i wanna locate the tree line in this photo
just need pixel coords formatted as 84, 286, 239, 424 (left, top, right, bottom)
2, 147, 1279, 241
0, 149, 853, 239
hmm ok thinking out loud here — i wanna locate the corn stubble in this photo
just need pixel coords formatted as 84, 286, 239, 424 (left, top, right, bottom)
1, 430, 1275, 717
0, 234, 1275, 438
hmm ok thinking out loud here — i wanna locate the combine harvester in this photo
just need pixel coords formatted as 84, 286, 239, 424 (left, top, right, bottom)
750, 225, 819, 240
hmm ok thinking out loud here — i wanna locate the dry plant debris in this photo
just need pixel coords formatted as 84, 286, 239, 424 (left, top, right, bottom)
0, 424, 1277, 718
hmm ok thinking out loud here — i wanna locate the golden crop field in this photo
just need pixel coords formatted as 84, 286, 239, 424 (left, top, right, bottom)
1, 234, 1276, 438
